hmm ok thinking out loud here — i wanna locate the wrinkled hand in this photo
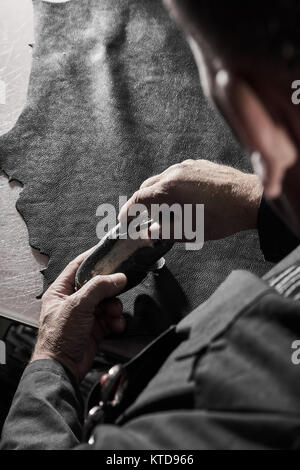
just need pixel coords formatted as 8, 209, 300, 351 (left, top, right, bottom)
119, 159, 262, 241
31, 250, 127, 382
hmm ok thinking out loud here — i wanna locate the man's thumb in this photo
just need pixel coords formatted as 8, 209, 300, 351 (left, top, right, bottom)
72, 273, 127, 311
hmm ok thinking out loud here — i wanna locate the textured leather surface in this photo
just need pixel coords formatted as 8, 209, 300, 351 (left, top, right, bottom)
0, 0, 271, 333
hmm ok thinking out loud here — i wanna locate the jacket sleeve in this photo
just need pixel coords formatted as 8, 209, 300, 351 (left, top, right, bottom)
0, 359, 84, 450
257, 195, 299, 263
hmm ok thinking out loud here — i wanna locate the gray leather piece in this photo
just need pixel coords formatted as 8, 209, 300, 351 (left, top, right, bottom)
0, 0, 271, 334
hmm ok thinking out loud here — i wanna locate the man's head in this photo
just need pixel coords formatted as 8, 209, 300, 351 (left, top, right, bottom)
164, 0, 300, 236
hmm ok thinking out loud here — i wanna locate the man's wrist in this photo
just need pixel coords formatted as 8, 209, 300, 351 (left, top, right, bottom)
244, 174, 263, 230
227, 172, 263, 235
31, 349, 79, 382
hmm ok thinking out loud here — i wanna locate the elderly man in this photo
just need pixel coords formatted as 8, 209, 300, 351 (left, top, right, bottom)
2, 0, 300, 449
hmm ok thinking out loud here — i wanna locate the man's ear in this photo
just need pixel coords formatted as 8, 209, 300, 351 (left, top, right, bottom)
212, 73, 297, 199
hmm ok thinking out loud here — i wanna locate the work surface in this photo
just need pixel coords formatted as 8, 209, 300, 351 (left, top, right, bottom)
0, 0, 47, 326
0, 172, 47, 326
0, 1, 272, 349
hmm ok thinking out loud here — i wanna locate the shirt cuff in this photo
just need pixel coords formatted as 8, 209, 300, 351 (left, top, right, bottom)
257, 195, 299, 263
24, 358, 83, 403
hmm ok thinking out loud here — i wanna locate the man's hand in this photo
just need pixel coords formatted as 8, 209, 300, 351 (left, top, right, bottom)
31, 251, 127, 382
118, 159, 262, 241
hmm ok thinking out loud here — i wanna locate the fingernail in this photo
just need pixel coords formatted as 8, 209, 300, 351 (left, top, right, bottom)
110, 272, 125, 280
215, 69, 230, 88
110, 273, 127, 287
149, 221, 160, 239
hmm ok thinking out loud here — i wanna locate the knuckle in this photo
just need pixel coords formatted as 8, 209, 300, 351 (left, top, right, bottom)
140, 176, 156, 188
127, 190, 150, 215
166, 166, 183, 182
101, 275, 116, 291
168, 163, 181, 172
132, 188, 152, 208
130, 190, 140, 205
139, 180, 149, 189
146, 185, 165, 201
82, 275, 112, 299
69, 258, 79, 268
66, 294, 82, 311
182, 159, 194, 165
133, 189, 144, 203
